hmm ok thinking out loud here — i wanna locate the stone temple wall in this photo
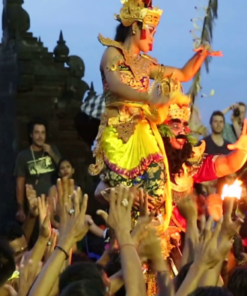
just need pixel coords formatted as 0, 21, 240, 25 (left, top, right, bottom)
0, 0, 101, 222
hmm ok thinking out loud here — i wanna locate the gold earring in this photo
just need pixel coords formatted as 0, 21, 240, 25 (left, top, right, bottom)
132, 30, 136, 35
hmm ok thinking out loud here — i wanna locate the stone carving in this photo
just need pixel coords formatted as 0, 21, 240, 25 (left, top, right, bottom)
2, 0, 30, 43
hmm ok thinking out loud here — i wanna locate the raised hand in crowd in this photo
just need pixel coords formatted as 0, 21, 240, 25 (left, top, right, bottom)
24, 195, 51, 270
26, 185, 39, 218
131, 189, 154, 246
28, 179, 90, 296
21, 185, 38, 244
138, 227, 174, 296
3, 259, 42, 296
38, 195, 51, 239
44, 228, 58, 263
98, 185, 146, 296
175, 216, 226, 296
16, 183, 39, 224
177, 194, 199, 269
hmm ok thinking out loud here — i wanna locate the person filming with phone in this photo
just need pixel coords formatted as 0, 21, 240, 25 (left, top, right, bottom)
222, 102, 246, 143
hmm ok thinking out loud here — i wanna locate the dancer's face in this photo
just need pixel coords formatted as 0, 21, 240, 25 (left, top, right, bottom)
132, 23, 156, 53
167, 119, 189, 150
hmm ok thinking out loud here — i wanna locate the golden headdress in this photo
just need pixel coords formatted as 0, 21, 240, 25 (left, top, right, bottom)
115, 0, 163, 29
166, 92, 191, 122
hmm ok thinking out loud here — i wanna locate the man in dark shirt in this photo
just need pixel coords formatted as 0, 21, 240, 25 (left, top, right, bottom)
14, 117, 61, 223
203, 111, 231, 155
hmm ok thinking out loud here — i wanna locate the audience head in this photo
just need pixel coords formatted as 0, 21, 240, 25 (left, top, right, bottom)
0, 222, 27, 265
71, 252, 92, 264
209, 111, 225, 134
60, 280, 105, 296
59, 262, 108, 295
57, 158, 75, 179
0, 238, 15, 287
28, 117, 48, 147
228, 266, 247, 296
188, 286, 233, 296
174, 261, 193, 291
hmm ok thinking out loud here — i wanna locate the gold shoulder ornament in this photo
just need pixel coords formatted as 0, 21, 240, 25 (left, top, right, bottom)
98, 34, 125, 52
98, 34, 152, 79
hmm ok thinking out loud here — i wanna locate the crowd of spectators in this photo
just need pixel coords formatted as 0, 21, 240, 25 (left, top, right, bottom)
0, 102, 246, 296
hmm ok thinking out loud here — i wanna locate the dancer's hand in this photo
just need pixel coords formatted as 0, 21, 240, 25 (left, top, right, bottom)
194, 43, 223, 57
148, 86, 170, 106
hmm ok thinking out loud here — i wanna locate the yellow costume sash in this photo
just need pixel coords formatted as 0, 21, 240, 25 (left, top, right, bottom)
106, 101, 172, 230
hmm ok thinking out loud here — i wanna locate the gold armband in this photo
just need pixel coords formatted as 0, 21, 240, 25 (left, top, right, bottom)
105, 55, 123, 72
154, 64, 166, 81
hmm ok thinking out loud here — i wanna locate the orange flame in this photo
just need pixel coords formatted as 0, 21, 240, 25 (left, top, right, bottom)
221, 179, 242, 200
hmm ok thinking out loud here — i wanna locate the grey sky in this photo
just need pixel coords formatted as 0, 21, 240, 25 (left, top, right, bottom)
1, 0, 246, 128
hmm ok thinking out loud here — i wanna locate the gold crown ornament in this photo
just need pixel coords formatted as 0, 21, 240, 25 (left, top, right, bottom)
115, 0, 163, 32
167, 101, 191, 122
166, 87, 191, 122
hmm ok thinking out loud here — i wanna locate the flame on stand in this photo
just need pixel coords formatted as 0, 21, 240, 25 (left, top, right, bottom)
221, 179, 242, 200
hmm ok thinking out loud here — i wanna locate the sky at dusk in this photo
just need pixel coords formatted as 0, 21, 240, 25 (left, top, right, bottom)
1, 0, 246, 129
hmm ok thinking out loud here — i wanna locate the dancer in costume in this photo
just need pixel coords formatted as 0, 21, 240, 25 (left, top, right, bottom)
157, 95, 247, 267
90, 0, 222, 229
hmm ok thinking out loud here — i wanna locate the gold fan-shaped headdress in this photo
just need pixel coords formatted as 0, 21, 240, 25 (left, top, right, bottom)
115, 0, 163, 29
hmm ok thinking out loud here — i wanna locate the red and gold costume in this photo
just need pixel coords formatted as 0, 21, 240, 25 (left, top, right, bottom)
170, 145, 218, 232
158, 94, 219, 232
